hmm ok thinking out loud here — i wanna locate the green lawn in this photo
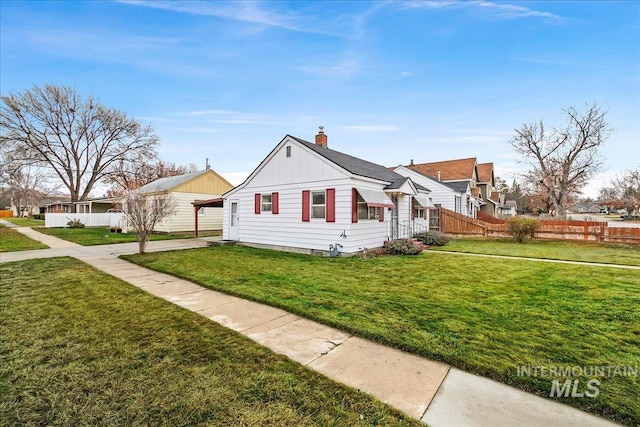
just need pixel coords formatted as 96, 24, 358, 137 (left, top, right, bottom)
123, 246, 640, 425
0, 225, 48, 252
0, 258, 418, 427
2, 217, 45, 227
431, 238, 640, 266
39, 227, 220, 246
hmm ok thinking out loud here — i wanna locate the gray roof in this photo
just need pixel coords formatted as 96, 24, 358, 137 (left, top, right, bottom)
291, 136, 405, 185
443, 181, 469, 193
137, 170, 206, 194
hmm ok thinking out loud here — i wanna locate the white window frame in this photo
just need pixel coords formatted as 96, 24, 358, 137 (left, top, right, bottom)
261, 194, 272, 212
311, 191, 326, 219
454, 195, 462, 213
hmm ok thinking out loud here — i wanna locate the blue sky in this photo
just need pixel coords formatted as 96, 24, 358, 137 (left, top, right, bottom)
1, 0, 639, 197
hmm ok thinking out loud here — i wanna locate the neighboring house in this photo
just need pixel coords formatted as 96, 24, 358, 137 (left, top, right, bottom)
477, 162, 498, 216
222, 128, 433, 255
393, 165, 476, 217
135, 169, 233, 233
40, 199, 72, 214
567, 204, 588, 214
500, 199, 518, 217
75, 197, 121, 213
401, 158, 504, 217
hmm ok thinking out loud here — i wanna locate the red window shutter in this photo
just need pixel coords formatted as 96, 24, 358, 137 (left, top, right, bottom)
423, 206, 428, 220
411, 198, 416, 220
272, 192, 279, 214
254, 193, 261, 214
351, 188, 358, 223
379, 207, 384, 222
302, 190, 310, 222
326, 188, 335, 222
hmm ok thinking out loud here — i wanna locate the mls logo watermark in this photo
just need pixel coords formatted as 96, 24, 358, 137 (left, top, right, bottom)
549, 379, 600, 398
516, 365, 638, 399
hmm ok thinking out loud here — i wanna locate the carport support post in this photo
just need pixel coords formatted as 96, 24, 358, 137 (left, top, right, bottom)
194, 206, 200, 237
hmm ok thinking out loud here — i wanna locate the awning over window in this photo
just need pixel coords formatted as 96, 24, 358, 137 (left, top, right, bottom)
413, 193, 437, 210
356, 187, 395, 208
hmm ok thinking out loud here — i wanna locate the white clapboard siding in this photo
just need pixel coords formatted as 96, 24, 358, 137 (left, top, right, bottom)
45, 213, 124, 228
154, 192, 223, 233
223, 140, 417, 253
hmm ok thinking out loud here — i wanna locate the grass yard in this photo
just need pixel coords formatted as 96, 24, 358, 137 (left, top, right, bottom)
0, 225, 48, 252
0, 258, 418, 427
2, 217, 45, 227
39, 227, 220, 246
124, 246, 640, 425
431, 238, 640, 266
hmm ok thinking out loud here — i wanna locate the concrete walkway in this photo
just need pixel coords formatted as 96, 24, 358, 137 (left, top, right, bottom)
0, 223, 622, 427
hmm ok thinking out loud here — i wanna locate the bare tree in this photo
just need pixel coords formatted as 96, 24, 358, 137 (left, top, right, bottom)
122, 191, 176, 254
0, 161, 57, 217
0, 84, 159, 211
599, 169, 640, 215
511, 103, 610, 219
106, 159, 198, 196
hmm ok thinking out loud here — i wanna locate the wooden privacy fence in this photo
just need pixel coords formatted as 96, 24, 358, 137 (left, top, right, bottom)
439, 208, 640, 245
0, 210, 13, 218
45, 213, 124, 228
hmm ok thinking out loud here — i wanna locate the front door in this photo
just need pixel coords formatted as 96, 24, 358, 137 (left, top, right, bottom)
229, 201, 239, 240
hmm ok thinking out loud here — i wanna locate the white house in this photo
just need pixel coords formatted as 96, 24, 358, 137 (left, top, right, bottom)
393, 165, 477, 217
222, 128, 434, 255
136, 169, 233, 233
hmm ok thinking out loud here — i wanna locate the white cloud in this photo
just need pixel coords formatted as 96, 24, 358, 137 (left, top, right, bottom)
118, 0, 342, 36
398, 0, 563, 21
295, 60, 361, 79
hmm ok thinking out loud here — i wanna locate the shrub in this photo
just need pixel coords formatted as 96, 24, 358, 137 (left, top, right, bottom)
66, 219, 85, 228
33, 214, 45, 220
413, 231, 451, 246
382, 239, 423, 255
506, 217, 540, 243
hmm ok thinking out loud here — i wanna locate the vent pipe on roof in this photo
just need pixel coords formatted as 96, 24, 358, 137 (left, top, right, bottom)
205, 158, 210, 170
437, 171, 441, 181
410, 159, 414, 166
315, 126, 328, 148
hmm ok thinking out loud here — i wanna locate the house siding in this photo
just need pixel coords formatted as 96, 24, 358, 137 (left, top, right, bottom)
394, 167, 469, 216
223, 139, 404, 254
155, 192, 224, 233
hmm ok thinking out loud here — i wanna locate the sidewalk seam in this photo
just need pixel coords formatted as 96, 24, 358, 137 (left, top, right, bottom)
420, 365, 451, 420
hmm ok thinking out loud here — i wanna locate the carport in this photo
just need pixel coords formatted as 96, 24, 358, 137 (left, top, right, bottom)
192, 197, 223, 237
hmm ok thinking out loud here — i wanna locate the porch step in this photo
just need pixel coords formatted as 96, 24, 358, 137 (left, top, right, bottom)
411, 238, 430, 250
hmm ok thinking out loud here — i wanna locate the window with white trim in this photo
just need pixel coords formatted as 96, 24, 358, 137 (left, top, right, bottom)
413, 206, 424, 219
357, 193, 379, 220
311, 191, 325, 219
261, 194, 272, 212
454, 195, 462, 213
286, 146, 292, 157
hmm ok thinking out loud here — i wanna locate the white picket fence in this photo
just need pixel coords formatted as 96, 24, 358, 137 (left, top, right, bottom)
45, 213, 125, 228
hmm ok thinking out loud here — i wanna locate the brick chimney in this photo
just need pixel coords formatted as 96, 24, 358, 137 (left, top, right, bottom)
315, 126, 327, 148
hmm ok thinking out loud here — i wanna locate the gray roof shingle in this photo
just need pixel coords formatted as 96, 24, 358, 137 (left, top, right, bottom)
291, 136, 404, 184
443, 181, 469, 193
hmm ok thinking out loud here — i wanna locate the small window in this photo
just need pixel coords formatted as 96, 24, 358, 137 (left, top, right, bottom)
357, 193, 379, 220
286, 146, 292, 157
413, 206, 424, 219
261, 194, 272, 212
311, 191, 325, 219
199, 208, 206, 216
